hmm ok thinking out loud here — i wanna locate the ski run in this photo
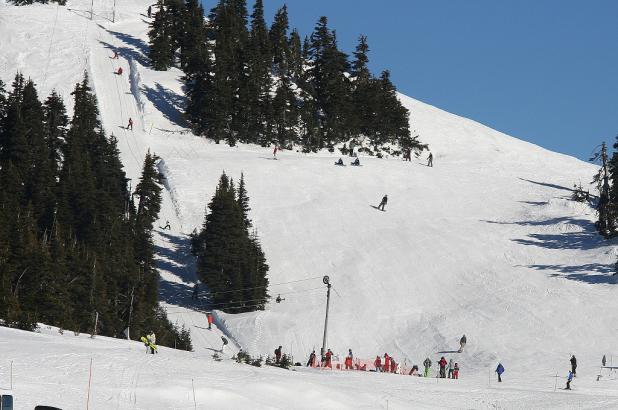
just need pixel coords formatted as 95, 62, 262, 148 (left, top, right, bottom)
1, 0, 618, 408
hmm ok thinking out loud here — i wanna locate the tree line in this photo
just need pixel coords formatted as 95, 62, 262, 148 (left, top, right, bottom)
0, 73, 191, 349
149, 0, 428, 156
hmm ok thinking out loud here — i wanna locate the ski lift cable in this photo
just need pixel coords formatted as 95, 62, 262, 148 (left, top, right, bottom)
208, 275, 324, 296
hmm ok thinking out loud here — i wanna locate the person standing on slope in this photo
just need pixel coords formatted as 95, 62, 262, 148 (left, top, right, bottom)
566, 370, 573, 390
495, 363, 505, 382
448, 358, 455, 378
570, 355, 577, 377
383, 353, 391, 373
147, 5, 152, 18
146, 331, 156, 354
324, 349, 333, 368
602, 354, 607, 367
377, 195, 388, 211
307, 350, 316, 367
206, 312, 213, 330
127, 117, 133, 131
115, 67, 123, 75
453, 363, 460, 379
274, 346, 282, 364
273, 146, 278, 159
459, 334, 467, 353
374, 355, 382, 372
423, 357, 432, 377
438, 356, 447, 378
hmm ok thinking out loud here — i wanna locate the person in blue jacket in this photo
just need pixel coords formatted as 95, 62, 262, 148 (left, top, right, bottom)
566, 370, 573, 390
495, 363, 505, 382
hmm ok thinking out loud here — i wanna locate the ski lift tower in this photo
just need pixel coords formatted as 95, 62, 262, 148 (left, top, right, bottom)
320, 275, 332, 359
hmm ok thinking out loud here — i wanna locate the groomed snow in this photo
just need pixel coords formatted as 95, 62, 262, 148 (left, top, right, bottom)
1, 0, 618, 408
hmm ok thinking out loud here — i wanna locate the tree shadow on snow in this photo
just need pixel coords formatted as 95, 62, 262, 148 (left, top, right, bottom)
142, 83, 187, 127
528, 263, 617, 285
103, 28, 150, 64
99, 39, 149, 68
518, 178, 575, 193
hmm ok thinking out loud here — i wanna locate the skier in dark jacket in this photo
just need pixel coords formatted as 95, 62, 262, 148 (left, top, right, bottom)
570, 355, 577, 377
496, 363, 505, 382
307, 350, 316, 367
427, 152, 433, 167
147, 5, 152, 18
566, 370, 573, 390
378, 195, 388, 211
275, 346, 282, 363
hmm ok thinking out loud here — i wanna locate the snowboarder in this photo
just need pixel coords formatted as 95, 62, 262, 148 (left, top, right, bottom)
453, 363, 460, 379
351, 158, 360, 166
495, 363, 505, 382
112, 50, 119, 59
163, 220, 171, 230
273, 146, 278, 159
377, 195, 388, 211
403, 149, 411, 162
335, 158, 344, 166
307, 350, 316, 367
221, 336, 228, 352
147, 5, 152, 18
115, 67, 123, 75
566, 370, 573, 390
459, 334, 467, 353
324, 349, 333, 368
570, 355, 577, 377
374, 355, 382, 372
423, 357, 432, 377
602, 355, 607, 367
275, 346, 282, 364
438, 356, 447, 378
448, 358, 455, 378
427, 152, 433, 167
127, 117, 133, 131
146, 331, 156, 354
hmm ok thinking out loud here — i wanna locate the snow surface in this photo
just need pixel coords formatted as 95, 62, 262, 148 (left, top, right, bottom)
2, 0, 618, 408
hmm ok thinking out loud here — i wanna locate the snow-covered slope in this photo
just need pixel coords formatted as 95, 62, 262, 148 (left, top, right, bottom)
2, 0, 618, 408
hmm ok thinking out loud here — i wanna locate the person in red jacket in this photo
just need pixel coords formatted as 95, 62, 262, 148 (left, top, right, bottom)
345, 356, 353, 370
127, 117, 133, 130
383, 353, 390, 373
390, 357, 397, 373
438, 356, 448, 378
206, 312, 213, 330
324, 349, 333, 368
116, 67, 123, 75
374, 355, 382, 372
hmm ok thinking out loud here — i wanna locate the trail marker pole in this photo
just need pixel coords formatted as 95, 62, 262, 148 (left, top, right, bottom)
192, 378, 197, 410
86, 358, 93, 410
112, 0, 116, 23
10, 360, 13, 390
553, 372, 558, 391
90, 0, 94, 20
320, 276, 331, 359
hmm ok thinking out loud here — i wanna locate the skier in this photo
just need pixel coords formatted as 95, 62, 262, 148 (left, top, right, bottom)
427, 152, 433, 167
459, 334, 467, 353
448, 358, 455, 379
408, 365, 419, 376
163, 220, 171, 230
307, 350, 316, 367
275, 346, 282, 364
570, 355, 577, 377
383, 353, 391, 373
147, 5, 152, 18
335, 158, 344, 166
273, 146, 278, 159
192, 283, 199, 300
602, 355, 607, 367
351, 158, 360, 166
495, 363, 505, 382
453, 363, 460, 379
566, 370, 573, 390
112, 50, 119, 59
324, 349, 333, 368
404, 149, 411, 162
206, 312, 213, 329
115, 67, 123, 75
146, 331, 156, 354
377, 195, 388, 211
127, 117, 133, 131
221, 336, 228, 352
423, 357, 432, 377
345, 352, 353, 370
390, 357, 397, 373
373, 356, 381, 372
438, 356, 447, 378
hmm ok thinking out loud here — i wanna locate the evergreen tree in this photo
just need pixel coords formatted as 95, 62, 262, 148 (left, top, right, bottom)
180, 0, 208, 74
288, 29, 303, 83
269, 5, 289, 77
148, 0, 174, 70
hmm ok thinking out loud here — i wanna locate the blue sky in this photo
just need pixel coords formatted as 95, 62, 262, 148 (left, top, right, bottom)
202, 1, 618, 160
